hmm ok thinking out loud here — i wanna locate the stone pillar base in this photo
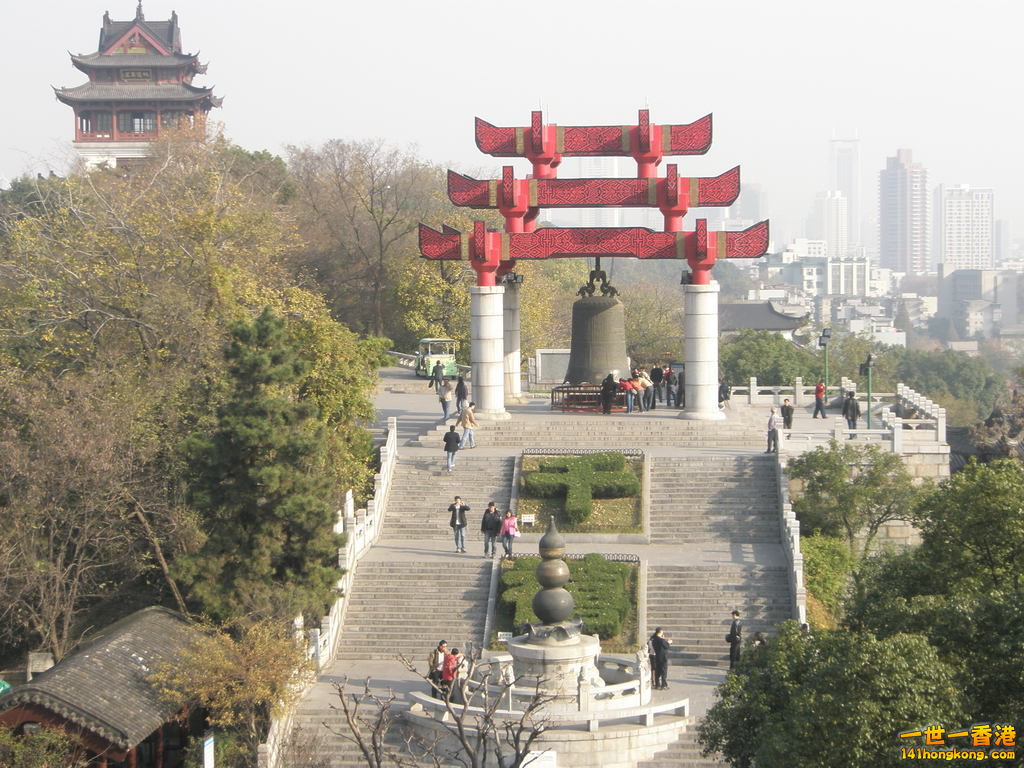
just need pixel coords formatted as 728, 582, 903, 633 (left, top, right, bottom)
471, 285, 507, 418
682, 282, 724, 420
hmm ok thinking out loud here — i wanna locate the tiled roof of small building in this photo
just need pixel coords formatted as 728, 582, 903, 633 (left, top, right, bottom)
54, 82, 219, 105
0, 607, 197, 751
720, 301, 807, 331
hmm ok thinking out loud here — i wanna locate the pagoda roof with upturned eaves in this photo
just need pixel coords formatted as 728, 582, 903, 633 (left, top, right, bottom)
54, 81, 221, 106
71, 51, 203, 72
99, 7, 182, 54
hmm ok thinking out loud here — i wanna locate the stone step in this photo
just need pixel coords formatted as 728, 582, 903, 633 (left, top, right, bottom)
637, 728, 728, 768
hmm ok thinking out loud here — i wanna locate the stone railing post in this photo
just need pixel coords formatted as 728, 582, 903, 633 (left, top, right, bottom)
793, 377, 803, 406
748, 377, 757, 404
577, 671, 591, 713
833, 416, 845, 442
891, 416, 903, 453
936, 407, 946, 443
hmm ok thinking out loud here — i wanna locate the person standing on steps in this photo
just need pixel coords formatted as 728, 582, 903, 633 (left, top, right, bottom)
448, 495, 470, 553
427, 640, 448, 698
457, 401, 478, 449
727, 610, 742, 669
842, 391, 861, 433
650, 363, 663, 406
454, 375, 469, 416
439, 379, 455, 420
780, 398, 794, 434
499, 509, 519, 556
649, 627, 672, 690
481, 501, 502, 557
813, 379, 827, 418
766, 406, 780, 453
442, 425, 461, 472
430, 360, 445, 391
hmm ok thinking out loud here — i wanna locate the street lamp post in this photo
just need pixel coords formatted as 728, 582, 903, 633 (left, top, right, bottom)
859, 353, 875, 429
818, 328, 832, 393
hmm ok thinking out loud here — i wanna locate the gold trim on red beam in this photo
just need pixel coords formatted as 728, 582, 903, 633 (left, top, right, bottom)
646, 179, 658, 206
675, 232, 686, 260
689, 177, 699, 206
528, 179, 538, 207
661, 126, 671, 153
717, 231, 728, 256
501, 233, 511, 261
556, 126, 565, 154
514, 128, 524, 155
488, 180, 497, 207
459, 234, 469, 260
621, 126, 631, 152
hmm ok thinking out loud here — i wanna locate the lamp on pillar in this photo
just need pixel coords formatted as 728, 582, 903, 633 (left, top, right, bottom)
818, 328, 832, 391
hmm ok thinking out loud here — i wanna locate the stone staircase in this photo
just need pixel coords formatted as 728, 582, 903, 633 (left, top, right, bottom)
647, 565, 793, 667
636, 729, 726, 768
411, 416, 759, 449
382, 455, 515, 541
648, 455, 779, 544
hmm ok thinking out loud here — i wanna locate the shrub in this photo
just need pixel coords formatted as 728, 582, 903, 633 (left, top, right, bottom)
802, 535, 855, 618
522, 453, 640, 524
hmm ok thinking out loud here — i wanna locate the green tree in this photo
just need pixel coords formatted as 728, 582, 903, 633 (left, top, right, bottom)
0, 725, 76, 768
175, 308, 342, 622
787, 442, 923, 604
699, 622, 966, 768
719, 330, 817, 386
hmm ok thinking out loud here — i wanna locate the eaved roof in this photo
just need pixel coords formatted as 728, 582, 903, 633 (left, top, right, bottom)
54, 81, 220, 105
0, 607, 197, 751
719, 301, 807, 332
71, 51, 201, 70
99, 9, 182, 54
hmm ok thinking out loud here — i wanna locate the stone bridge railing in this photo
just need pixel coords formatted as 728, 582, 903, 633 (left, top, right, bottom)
258, 417, 399, 768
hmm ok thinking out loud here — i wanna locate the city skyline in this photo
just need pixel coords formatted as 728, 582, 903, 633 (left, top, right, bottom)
1, 0, 1020, 246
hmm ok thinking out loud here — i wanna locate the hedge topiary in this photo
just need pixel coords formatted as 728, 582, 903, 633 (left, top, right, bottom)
522, 452, 640, 524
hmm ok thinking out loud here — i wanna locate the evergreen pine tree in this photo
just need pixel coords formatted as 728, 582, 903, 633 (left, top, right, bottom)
176, 308, 342, 622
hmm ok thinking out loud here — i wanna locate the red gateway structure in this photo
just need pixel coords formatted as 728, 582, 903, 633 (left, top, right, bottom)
55, 3, 221, 168
419, 109, 770, 419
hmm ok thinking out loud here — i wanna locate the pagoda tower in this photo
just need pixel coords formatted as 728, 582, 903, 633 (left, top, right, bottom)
55, 3, 222, 168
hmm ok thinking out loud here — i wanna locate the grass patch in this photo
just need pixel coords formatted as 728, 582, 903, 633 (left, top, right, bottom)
491, 554, 638, 653
518, 454, 642, 533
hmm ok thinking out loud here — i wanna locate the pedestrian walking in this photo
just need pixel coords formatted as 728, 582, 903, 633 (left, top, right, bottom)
813, 380, 827, 418
717, 378, 730, 409
439, 379, 455, 420
648, 627, 672, 689
456, 401, 478, 449
430, 360, 445, 391
766, 407, 779, 453
427, 640, 448, 698
481, 502, 502, 557
499, 510, 519, 556
442, 425, 461, 472
454, 376, 469, 416
442, 647, 466, 703
448, 496, 470, 553
780, 398, 794, 431
842, 391, 861, 432
727, 610, 742, 669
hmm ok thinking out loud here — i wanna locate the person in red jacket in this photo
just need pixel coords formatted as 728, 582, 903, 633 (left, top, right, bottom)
813, 380, 827, 419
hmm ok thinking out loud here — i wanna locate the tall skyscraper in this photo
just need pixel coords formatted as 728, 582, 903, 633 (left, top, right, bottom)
830, 135, 860, 247
995, 219, 1011, 264
808, 190, 849, 258
934, 185, 994, 271
879, 149, 930, 275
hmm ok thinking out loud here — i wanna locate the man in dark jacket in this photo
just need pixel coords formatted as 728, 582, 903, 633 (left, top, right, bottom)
727, 610, 742, 669
448, 495, 470, 553
443, 425, 460, 472
649, 627, 672, 689
480, 502, 502, 558
780, 398, 795, 431
842, 391, 861, 432
650, 364, 664, 405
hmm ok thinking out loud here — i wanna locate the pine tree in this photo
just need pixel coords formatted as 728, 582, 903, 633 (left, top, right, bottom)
176, 308, 342, 622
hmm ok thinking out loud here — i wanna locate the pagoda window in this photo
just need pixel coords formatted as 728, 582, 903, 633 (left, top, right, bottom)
79, 110, 113, 137
161, 110, 194, 129
118, 111, 157, 135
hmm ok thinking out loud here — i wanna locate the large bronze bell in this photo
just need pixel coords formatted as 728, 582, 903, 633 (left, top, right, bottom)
564, 261, 629, 385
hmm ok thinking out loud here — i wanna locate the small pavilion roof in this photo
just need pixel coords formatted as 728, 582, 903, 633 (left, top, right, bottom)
719, 301, 807, 332
0, 607, 197, 752
54, 81, 221, 106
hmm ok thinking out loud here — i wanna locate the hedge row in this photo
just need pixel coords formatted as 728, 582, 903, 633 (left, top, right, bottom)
522, 452, 640, 523
498, 554, 634, 639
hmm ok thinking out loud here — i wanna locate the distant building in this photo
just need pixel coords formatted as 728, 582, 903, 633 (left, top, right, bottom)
938, 266, 1023, 339
719, 301, 807, 341
995, 219, 1012, 264
807, 190, 849, 258
55, 4, 221, 168
934, 185, 994, 271
830, 134, 861, 247
879, 149, 930, 275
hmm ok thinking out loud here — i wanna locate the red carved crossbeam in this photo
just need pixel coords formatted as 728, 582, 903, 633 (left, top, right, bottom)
475, 109, 712, 178
419, 220, 769, 287
448, 165, 740, 232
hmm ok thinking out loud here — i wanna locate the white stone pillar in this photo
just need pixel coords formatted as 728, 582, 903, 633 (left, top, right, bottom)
681, 281, 725, 420
471, 285, 510, 420
503, 281, 526, 404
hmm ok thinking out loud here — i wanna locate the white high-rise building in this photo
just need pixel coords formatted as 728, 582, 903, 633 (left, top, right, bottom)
830, 135, 860, 247
879, 149, 930, 275
934, 185, 994, 271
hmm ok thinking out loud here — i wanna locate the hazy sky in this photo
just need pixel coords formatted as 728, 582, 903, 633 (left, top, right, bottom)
2, 0, 1020, 244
